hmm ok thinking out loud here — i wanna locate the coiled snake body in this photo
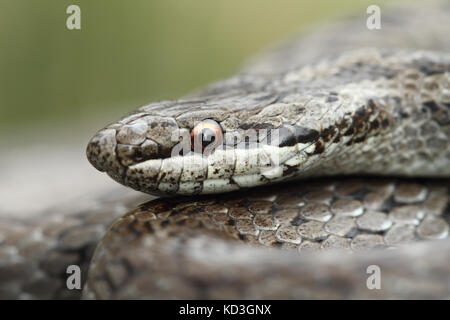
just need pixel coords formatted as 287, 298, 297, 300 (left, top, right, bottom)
1, 1, 450, 299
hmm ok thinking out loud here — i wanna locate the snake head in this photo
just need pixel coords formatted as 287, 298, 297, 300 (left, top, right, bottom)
87, 49, 450, 196
86, 99, 328, 196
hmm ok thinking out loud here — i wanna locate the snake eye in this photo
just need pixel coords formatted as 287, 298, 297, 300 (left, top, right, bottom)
191, 119, 223, 154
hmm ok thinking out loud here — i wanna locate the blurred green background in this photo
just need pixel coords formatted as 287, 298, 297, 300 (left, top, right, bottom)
0, 0, 376, 141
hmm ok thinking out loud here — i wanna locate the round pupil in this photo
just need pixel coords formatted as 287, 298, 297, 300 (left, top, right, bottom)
200, 128, 216, 147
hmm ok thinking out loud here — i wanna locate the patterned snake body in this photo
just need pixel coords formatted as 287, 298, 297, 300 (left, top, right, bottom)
1, 1, 450, 299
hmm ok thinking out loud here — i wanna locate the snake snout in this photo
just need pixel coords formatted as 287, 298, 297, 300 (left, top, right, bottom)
86, 128, 125, 181
86, 115, 182, 188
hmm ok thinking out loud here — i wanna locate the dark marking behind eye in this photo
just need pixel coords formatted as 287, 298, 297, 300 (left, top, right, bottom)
294, 126, 320, 144
278, 126, 297, 147
277, 125, 319, 147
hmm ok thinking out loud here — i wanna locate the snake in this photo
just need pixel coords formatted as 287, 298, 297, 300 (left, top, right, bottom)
1, 1, 449, 300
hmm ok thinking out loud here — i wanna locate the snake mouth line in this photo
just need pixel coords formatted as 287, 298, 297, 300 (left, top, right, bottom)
123, 141, 313, 195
